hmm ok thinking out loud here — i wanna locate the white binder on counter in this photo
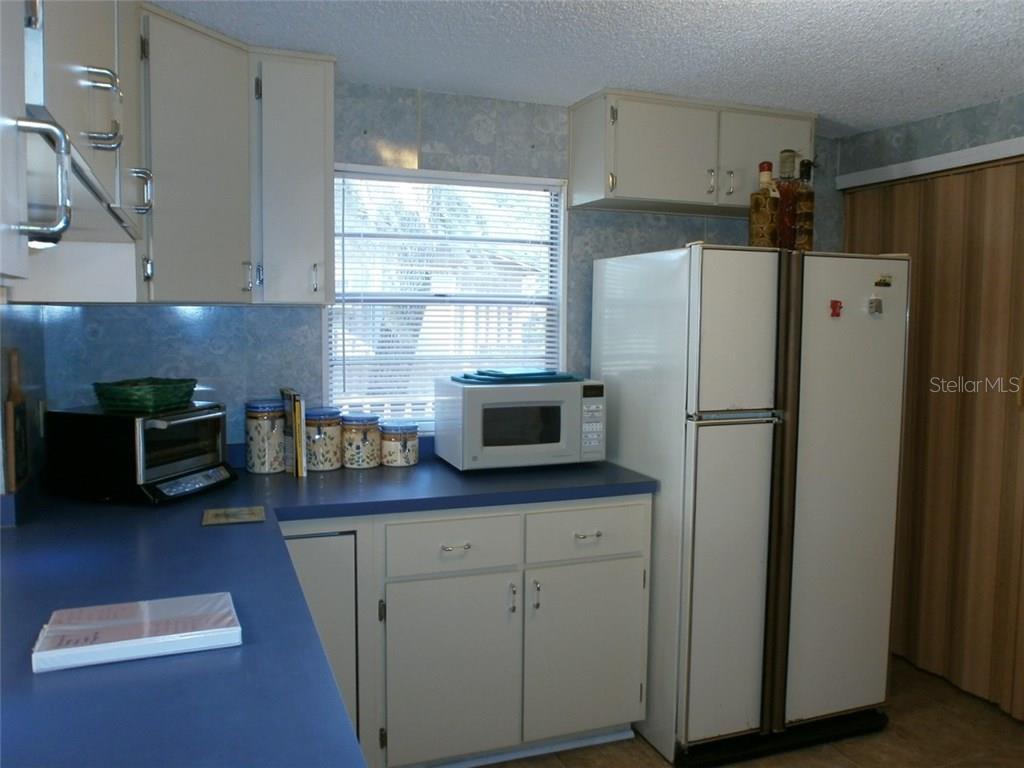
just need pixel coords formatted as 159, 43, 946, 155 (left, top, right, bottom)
32, 592, 242, 673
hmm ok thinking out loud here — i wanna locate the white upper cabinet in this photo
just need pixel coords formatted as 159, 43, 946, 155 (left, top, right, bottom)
143, 10, 252, 303
610, 96, 719, 205
717, 111, 814, 206
253, 50, 335, 304
33, 0, 119, 199
569, 90, 815, 212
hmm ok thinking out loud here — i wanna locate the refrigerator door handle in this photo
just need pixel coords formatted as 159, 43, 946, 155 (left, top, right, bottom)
687, 414, 782, 427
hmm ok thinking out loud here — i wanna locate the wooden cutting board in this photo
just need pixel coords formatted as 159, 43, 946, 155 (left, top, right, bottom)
4, 348, 29, 491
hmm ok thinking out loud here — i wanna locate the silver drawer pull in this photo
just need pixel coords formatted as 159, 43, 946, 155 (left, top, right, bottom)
533, 580, 541, 609
14, 117, 71, 238
509, 583, 518, 613
574, 530, 603, 540
129, 167, 154, 214
440, 542, 471, 552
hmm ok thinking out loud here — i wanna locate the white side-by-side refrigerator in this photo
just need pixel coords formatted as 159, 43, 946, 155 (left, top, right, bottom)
591, 244, 909, 764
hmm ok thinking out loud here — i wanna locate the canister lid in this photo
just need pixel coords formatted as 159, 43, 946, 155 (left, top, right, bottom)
341, 413, 380, 425
246, 399, 285, 413
306, 406, 342, 422
380, 420, 418, 434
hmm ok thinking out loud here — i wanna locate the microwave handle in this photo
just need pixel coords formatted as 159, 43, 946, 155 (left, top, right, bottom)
144, 410, 225, 430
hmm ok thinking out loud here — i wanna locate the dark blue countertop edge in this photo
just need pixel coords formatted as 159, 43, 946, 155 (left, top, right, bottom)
275, 479, 659, 521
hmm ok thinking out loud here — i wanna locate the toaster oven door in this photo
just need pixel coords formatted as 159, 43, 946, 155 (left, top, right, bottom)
138, 406, 227, 483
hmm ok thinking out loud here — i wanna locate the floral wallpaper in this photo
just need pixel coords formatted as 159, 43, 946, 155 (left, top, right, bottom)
838, 91, 1024, 174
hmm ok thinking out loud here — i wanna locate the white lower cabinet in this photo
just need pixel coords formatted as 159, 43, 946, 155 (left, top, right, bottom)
281, 495, 651, 768
284, 533, 359, 730
385, 572, 523, 766
523, 557, 647, 742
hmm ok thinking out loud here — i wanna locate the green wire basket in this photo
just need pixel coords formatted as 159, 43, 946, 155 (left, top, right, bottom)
93, 378, 198, 414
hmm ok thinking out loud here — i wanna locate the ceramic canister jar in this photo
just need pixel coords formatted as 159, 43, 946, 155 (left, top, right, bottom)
342, 413, 381, 469
380, 421, 419, 467
305, 406, 343, 472
246, 399, 286, 474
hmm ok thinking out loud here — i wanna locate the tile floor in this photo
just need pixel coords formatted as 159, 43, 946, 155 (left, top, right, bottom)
496, 658, 1024, 768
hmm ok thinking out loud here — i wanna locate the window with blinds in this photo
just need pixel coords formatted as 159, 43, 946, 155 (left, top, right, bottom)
328, 172, 565, 430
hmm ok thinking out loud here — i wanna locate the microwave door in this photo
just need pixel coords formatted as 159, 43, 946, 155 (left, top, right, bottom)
470, 398, 581, 469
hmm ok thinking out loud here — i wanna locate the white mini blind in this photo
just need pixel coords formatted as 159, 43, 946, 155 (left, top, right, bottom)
328, 172, 565, 430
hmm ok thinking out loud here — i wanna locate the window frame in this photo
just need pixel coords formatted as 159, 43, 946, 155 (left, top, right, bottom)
322, 163, 569, 428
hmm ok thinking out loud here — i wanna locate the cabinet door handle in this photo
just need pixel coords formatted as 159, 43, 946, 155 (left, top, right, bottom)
440, 542, 471, 552
706, 169, 716, 194
129, 168, 153, 214
726, 170, 735, 196
509, 583, 518, 613
533, 580, 541, 609
608, 172, 617, 192
80, 67, 123, 151
14, 117, 71, 238
242, 261, 254, 292
574, 530, 603, 540
84, 119, 122, 150
312, 262, 319, 293
142, 256, 155, 282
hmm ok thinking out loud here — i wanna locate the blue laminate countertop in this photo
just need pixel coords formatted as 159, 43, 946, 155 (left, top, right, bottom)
1, 460, 655, 767
253, 455, 658, 521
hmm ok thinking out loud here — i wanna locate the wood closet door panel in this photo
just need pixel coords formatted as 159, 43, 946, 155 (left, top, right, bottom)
883, 183, 926, 657
952, 164, 1018, 694
992, 165, 1024, 710
843, 185, 885, 254
912, 173, 969, 670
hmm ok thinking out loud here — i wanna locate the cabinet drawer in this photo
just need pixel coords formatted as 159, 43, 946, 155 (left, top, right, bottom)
386, 515, 522, 578
526, 504, 648, 563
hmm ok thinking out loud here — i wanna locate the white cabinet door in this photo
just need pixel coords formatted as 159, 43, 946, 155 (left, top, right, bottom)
684, 422, 772, 743
38, 0, 119, 198
143, 12, 251, 302
611, 97, 718, 204
718, 111, 813, 206
786, 256, 909, 724
386, 572, 522, 766
523, 557, 647, 742
285, 533, 359, 734
689, 246, 779, 413
0, 0, 28, 279
115, 0, 147, 236
256, 53, 334, 304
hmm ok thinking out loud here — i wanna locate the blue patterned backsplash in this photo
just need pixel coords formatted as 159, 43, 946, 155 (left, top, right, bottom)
39, 305, 323, 444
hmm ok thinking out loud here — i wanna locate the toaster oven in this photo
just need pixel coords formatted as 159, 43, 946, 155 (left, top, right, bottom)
45, 402, 235, 503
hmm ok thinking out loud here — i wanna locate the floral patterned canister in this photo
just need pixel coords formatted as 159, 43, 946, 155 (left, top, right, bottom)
380, 421, 419, 467
305, 407, 343, 472
342, 413, 381, 469
245, 400, 286, 474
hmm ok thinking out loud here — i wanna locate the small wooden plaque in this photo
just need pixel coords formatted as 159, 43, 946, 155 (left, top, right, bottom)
202, 506, 266, 526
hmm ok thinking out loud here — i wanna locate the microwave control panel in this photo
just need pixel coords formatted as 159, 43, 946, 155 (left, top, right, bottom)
581, 382, 606, 461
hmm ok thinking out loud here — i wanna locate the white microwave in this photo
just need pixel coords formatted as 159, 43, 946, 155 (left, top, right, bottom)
434, 378, 606, 470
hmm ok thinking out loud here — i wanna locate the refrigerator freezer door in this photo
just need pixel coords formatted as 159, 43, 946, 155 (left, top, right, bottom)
688, 247, 779, 414
785, 255, 909, 724
681, 420, 773, 744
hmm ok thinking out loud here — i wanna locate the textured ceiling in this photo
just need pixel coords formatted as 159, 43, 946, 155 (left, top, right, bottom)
154, 0, 1024, 137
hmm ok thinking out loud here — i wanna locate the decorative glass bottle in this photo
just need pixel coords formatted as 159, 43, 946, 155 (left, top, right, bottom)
748, 161, 779, 247
794, 159, 815, 251
776, 149, 799, 250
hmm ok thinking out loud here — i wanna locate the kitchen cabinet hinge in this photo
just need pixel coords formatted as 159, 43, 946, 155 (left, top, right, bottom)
378, 599, 386, 622
379, 728, 387, 749
140, 35, 149, 60
254, 263, 265, 287
254, 76, 262, 100
609, 105, 618, 125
